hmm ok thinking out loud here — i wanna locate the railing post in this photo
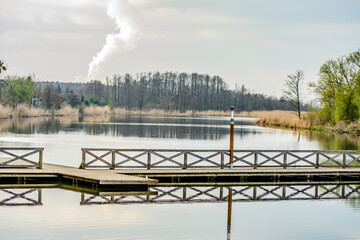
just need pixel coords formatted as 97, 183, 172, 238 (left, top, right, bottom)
81, 193, 85, 204
283, 152, 287, 169
38, 149, 43, 169
81, 149, 86, 169
342, 152, 346, 168
221, 152, 224, 169
183, 152, 188, 169
147, 151, 151, 169
38, 189, 42, 205
111, 150, 115, 169
282, 185, 286, 199
183, 187, 187, 200
315, 152, 319, 169
254, 152, 258, 169
252, 186, 257, 200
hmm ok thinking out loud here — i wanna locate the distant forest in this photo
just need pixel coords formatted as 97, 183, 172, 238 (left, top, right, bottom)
32, 71, 308, 112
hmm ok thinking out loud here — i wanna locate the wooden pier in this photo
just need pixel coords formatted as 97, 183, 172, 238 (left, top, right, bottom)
1, 147, 360, 191
0, 163, 158, 190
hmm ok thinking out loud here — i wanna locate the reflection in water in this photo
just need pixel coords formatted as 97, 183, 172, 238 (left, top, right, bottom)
296, 131, 360, 150
346, 198, 360, 210
0, 188, 42, 206
0, 115, 260, 140
1, 184, 359, 240
1, 183, 358, 207
227, 187, 233, 240
79, 183, 360, 205
2, 115, 360, 149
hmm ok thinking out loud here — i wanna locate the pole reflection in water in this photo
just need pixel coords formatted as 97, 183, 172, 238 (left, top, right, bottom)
227, 187, 233, 240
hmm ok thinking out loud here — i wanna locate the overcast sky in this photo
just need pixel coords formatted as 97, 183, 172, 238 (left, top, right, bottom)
0, 0, 359, 97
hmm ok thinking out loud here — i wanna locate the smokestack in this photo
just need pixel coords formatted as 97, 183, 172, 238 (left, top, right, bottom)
87, 0, 143, 80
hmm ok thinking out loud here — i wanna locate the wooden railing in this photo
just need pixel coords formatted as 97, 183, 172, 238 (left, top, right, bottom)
0, 188, 42, 206
80, 149, 360, 169
0, 147, 44, 169
80, 183, 360, 205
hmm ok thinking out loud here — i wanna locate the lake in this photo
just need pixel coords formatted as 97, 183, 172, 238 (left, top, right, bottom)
0, 115, 360, 239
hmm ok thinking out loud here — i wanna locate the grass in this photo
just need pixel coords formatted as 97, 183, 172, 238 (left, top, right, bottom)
239, 110, 307, 129
55, 105, 79, 116
0, 105, 12, 118
83, 105, 112, 116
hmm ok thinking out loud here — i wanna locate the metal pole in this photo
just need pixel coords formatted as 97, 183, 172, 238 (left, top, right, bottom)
230, 106, 235, 169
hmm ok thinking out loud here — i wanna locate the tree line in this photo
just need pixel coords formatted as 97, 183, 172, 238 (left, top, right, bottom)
35, 72, 298, 112
0, 71, 298, 113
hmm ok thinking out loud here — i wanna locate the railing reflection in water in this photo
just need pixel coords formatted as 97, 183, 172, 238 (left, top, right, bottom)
1, 184, 359, 206
0, 188, 42, 206
80, 183, 360, 205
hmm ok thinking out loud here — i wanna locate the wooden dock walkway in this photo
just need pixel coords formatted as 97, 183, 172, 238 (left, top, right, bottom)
0, 163, 158, 189
113, 168, 360, 183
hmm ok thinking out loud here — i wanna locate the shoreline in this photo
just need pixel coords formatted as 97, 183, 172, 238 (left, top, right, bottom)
257, 121, 360, 137
2, 105, 360, 137
0, 105, 249, 119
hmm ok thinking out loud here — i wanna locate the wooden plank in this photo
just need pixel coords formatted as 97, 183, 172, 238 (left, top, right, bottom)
0, 163, 158, 186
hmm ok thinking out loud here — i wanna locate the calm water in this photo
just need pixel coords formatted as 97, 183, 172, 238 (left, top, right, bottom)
1, 115, 360, 239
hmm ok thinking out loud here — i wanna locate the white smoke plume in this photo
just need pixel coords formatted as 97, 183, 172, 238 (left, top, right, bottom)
87, 0, 143, 80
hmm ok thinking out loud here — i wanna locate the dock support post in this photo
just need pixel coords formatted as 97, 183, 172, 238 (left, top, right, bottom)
38, 149, 43, 169
283, 152, 287, 169
229, 106, 235, 169
342, 152, 346, 168
147, 151, 151, 170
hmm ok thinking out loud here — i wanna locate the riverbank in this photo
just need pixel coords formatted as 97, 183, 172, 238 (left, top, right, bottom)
0, 104, 249, 119
244, 110, 360, 137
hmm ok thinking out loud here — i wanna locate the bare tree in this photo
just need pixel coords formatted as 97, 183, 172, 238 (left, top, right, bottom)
281, 70, 304, 119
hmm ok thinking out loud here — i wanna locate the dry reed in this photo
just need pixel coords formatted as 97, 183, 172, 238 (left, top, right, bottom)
239, 110, 307, 128
84, 105, 111, 116
55, 105, 79, 116
12, 104, 50, 118
0, 105, 12, 118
